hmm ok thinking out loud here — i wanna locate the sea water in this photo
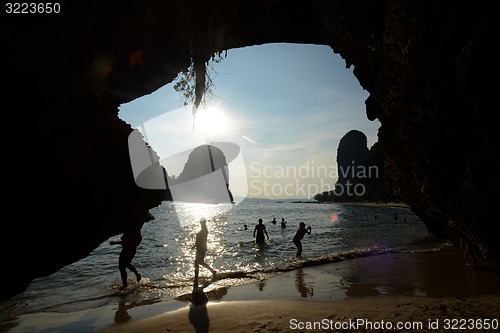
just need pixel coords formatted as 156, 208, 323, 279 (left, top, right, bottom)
0, 201, 446, 322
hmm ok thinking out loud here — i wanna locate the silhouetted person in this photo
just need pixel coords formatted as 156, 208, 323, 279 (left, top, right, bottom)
293, 222, 311, 257
194, 218, 216, 289
243, 224, 248, 230
253, 218, 269, 244
110, 223, 143, 290
271, 217, 277, 225
461, 237, 476, 268
280, 217, 287, 228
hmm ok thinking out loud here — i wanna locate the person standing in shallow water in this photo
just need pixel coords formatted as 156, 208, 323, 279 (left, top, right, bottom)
194, 218, 217, 288
110, 223, 143, 290
253, 218, 269, 244
293, 222, 311, 257
461, 237, 476, 268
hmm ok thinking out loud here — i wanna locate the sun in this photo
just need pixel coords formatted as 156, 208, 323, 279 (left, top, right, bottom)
193, 106, 230, 137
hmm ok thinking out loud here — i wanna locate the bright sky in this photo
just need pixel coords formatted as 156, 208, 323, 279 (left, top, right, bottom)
119, 43, 380, 200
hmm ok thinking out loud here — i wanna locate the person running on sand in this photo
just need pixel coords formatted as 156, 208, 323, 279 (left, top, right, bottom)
110, 224, 143, 289
253, 218, 269, 244
194, 218, 217, 287
293, 222, 311, 257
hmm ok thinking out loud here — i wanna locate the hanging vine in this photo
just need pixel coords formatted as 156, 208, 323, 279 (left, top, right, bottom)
173, 50, 227, 125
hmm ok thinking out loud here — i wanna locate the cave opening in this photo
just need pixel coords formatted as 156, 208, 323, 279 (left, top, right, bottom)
119, 42, 381, 201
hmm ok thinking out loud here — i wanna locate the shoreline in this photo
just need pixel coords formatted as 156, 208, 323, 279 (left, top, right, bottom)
96, 245, 500, 332
3, 245, 500, 333
342, 201, 411, 209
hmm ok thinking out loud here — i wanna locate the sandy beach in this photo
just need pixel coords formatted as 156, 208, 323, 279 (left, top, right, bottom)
3, 241, 500, 333
96, 296, 500, 333
92, 245, 500, 333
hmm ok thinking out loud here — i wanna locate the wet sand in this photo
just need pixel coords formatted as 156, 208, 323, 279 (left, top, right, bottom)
93, 245, 500, 333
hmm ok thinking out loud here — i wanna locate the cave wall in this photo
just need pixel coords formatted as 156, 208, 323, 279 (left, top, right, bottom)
2, 0, 497, 302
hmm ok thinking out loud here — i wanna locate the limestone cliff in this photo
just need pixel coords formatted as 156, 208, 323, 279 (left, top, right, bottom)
168, 144, 234, 204
335, 129, 370, 199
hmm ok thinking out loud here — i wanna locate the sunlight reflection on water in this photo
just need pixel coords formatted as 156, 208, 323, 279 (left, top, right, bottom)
2, 201, 441, 318
172, 202, 235, 227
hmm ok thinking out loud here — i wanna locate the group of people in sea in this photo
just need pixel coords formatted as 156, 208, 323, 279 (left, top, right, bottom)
251, 217, 311, 257
244, 217, 287, 231
109, 216, 312, 290
271, 217, 288, 228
